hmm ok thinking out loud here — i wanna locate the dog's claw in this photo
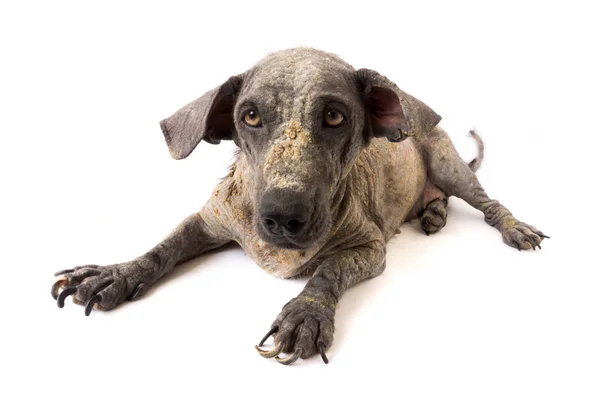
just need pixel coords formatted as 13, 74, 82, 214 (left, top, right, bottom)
129, 282, 145, 301
57, 287, 77, 308
258, 326, 278, 347
51, 264, 145, 312
255, 342, 285, 358
275, 348, 302, 365
85, 294, 102, 316
318, 342, 329, 364
540, 234, 550, 239
54, 265, 100, 276
51, 277, 68, 300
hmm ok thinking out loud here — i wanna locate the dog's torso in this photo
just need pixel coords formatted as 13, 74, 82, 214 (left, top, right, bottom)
201, 135, 429, 278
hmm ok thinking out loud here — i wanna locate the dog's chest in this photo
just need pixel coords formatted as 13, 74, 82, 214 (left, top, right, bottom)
239, 234, 321, 278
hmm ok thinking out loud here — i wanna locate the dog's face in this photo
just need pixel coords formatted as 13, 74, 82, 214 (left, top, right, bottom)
231, 50, 365, 249
160, 48, 441, 250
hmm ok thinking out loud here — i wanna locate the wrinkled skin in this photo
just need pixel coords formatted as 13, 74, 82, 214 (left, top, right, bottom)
52, 48, 548, 364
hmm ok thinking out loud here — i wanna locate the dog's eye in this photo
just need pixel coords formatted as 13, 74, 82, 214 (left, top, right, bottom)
324, 108, 345, 127
242, 110, 262, 127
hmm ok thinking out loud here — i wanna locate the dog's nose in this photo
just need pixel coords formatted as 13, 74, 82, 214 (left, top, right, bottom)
260, 189, 309, 236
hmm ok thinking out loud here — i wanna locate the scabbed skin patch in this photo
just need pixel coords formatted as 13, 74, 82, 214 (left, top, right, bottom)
263, 121, 314, 191
52, 48, 548, 365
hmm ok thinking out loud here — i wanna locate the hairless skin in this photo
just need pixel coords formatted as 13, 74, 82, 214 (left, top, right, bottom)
51, 48, 548, 365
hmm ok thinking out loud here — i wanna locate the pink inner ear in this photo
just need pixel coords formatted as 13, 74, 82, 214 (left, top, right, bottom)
369, 87, 406, 127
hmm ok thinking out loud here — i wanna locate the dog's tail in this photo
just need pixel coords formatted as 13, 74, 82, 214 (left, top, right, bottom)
468, 129, 484, 172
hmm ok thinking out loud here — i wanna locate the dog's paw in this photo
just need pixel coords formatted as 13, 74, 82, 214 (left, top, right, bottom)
420, 198, 448, 235
500, 221, 549, 251
51, 262, 150, 315
256, 295, 335, 365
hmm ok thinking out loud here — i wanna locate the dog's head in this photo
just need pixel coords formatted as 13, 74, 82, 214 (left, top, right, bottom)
161, 48, 440, 249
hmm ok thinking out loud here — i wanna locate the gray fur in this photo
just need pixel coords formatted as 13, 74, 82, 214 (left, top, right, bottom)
52, 47, 547, 363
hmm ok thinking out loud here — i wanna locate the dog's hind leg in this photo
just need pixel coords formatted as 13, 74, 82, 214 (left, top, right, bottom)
418, 133, 484, 235
421, 127, 548, 250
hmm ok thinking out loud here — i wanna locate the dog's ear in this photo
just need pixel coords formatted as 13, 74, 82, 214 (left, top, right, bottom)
356, 68, 441, 143
159, 74, 243, 160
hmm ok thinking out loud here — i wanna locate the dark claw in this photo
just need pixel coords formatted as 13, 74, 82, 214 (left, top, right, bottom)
51, 278, 67, 300
540, 234, 550, 239
85, 294, 102, 316
258, 326, 279, 347
57, 287, 77, 308
275, 348, 302, 365
129, 282, 145, 301
318, 342, 329, 364
424, 229, 430, 236
54, 269, 74, 277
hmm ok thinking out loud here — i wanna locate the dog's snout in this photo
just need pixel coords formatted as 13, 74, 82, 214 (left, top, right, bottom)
260, 190, 310, 237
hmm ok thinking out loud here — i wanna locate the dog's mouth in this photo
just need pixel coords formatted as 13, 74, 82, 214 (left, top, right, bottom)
258, 228, 318, 250
266, 236, 311, 250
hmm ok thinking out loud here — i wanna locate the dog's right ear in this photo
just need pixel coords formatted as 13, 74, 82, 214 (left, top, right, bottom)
160, 74, 243, 160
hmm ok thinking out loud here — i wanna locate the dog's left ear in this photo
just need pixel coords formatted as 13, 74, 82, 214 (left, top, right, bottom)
356, 68, 441, 142
160, 74, 243, 160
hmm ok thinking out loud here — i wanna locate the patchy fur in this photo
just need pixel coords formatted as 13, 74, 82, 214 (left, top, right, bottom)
52, 48, 547, 364
263, 121, 314, 191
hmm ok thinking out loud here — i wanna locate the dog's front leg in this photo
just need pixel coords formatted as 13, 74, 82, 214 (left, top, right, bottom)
51, 213, 230, 315
256, 240, 386, 365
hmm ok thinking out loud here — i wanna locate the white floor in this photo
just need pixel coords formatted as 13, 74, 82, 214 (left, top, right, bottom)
2, 1, 598, 414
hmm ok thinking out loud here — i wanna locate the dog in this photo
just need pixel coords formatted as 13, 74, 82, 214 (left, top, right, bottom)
51, 47, 548, 365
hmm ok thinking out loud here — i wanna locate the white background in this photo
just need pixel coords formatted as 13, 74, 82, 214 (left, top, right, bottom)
1, 1, 598, 414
